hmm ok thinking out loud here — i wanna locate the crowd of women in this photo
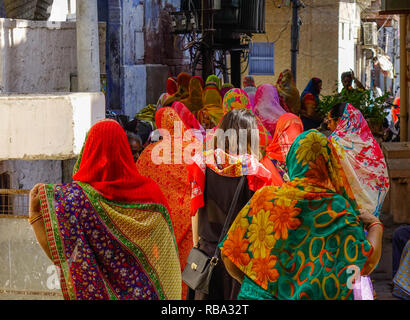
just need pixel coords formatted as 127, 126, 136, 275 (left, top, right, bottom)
28, 70, 409, 301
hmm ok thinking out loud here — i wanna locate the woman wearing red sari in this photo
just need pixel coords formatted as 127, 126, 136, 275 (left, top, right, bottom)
29, 119, 181, 300
262, 113, 304, 185
136, 106, 202, 299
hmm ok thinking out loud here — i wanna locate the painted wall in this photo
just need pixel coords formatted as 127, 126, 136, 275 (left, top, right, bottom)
0, 18, 106, 94
0, 93, 105, 160
246, 0, 340, 96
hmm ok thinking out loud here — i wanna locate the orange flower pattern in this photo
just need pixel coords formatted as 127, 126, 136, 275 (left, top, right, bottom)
220, 130, 374, 300
269, 201, 302, 240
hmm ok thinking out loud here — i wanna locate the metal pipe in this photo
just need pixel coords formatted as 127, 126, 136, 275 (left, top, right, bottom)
290, 0, 299, 82
400, 14, 408, 141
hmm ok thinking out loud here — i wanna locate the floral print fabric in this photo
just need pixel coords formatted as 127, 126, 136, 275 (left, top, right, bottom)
220, 130, 373, 300
39, 182, 181, 300
137, 107, 199, 299
222, 88, 272, 154
330, 104, 390, 217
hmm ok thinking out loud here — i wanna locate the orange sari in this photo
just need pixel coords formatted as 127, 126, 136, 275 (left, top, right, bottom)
136, 107, 200, 299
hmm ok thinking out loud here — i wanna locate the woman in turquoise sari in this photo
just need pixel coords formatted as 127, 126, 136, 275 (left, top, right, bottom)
220, 130, 384, 300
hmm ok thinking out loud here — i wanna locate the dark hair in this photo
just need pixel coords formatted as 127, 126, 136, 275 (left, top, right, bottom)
329, 102, 347, 121
341, 72, 352, 81
214, 109, 259, 157
124, 118, 152, 145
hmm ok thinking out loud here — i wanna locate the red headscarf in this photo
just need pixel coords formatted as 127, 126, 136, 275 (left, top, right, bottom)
166, 76, 178, 95
266, 113, 304, 162
73, 119, 168, 206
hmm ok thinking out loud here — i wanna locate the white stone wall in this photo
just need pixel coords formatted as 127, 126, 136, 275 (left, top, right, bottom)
0, 18, 105, 94
0, 93, 106, 161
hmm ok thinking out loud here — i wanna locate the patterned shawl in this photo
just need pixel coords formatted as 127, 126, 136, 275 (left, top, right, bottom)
39, 120, 181, 300
180, 77, 204, 112
222, 88, 272, 155
329, 104, 390, 217
276, 69, 301, 115
137, 108, 201, 299
187, 148, 273, 216
254, 84, 287, 136
220, 130, 373, 300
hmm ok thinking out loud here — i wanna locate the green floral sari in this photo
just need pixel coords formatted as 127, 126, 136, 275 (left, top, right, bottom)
220, 130, 373, 300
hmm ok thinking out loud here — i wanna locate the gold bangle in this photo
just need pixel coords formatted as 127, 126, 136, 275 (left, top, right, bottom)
29, 214, 43, 225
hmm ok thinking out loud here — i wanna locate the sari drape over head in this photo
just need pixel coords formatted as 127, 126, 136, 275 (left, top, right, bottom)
172, 101, 206, 140
243, 87, 257, 111
206, 74, 222, 90
243, 75, 256, 88
329, 104, 390, 217
167, 76, 178, 95
243, 75, 257, 111
163, 72, 191, 107
180, 76, 204, 112
276, 69, 301, 115
262, 113, 304, 184
39, 119, 181, 300
300, 78, 323, 127
137, 108, 200, 299
197, 83, 224, 129
254, 84, 287, 136
222, 88, 272, 154
220, 130, 373, 300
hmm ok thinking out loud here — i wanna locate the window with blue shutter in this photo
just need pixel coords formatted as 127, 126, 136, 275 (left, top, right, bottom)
249, 42, 274, 75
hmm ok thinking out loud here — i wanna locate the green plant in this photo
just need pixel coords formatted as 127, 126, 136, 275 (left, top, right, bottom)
318, 87, 390, 128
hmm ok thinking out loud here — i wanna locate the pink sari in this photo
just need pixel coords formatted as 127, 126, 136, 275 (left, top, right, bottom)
254, 84, 286, 136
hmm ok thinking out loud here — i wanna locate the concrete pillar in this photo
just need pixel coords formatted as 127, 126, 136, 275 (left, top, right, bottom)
76, 0, 100, 92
